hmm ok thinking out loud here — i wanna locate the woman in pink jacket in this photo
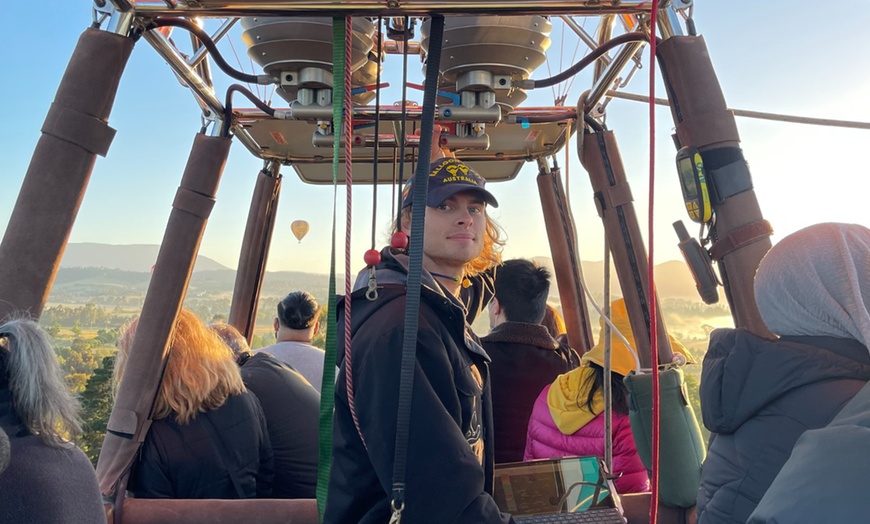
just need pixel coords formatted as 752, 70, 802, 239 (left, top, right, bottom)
524, 299, 691, 495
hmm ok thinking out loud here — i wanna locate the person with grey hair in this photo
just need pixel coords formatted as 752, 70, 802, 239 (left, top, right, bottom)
696, 223, 870, 524
210, 321, 251, 356
0, 317, 104, 523
0, 427, 9, 475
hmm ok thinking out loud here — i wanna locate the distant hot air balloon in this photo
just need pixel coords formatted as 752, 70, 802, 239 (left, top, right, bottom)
291, 220, 310, 243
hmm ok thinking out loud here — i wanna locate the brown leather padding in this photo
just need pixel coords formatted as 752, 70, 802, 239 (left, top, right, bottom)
120, 498, 318, 524
658, 36, 773, 336
536, 168, 594, 353
97, 134, 232, 501
0, 28, 133, 321
657, 36, 737, 150
228, 166, 282, 341
581, 131, 673, 368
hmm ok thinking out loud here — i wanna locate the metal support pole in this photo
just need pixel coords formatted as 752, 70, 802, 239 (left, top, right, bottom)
96, 133, 232, 508
0, 28, 134, 320
581, 130, 673, 368
593, 15, 615, 82
228, 161, 283, 342
536, 163, 594, 353
657, 36, 773, 336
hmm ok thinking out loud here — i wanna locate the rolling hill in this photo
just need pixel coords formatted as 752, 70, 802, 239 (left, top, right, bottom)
61, 243, 229, 272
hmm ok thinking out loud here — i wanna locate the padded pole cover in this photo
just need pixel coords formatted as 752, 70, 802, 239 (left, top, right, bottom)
536, 168, 594, 353
657, 36, 772, 336
122, 498, 318, 524
624, 369, 706, 509
96, 134, 231, 503
228, 165, 282, 341
0, 28, 133, 320
581, 130, 673, 368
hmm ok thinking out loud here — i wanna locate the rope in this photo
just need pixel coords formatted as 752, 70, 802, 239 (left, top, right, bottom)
342, 16, 358, 456
395, 17, 411, 230
648, 4, 661, 524
371, 17, 383, 249
603, 241, 613, 473
606, 90, 870, 130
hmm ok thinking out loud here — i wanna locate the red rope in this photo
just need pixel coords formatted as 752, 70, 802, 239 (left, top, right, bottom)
342, 16, 361, 444
647, 3, 661, 524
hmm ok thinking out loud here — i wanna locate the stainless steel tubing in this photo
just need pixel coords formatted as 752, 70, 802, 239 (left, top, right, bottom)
288, 102, 334, 120
142, 29, 225, 120
584, 39, 647, 113
188, 18, 238, 69
439, 134, 490, 150
438, 105, 501, 123
128, 1, 657, 17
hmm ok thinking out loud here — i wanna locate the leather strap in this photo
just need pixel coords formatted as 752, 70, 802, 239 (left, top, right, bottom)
41, 102, 116, 156
709, 220, 773, 260
675, 109, 740, 149
172, 187, 216, 219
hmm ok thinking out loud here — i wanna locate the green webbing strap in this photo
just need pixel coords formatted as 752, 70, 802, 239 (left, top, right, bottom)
315, 17, 346, 522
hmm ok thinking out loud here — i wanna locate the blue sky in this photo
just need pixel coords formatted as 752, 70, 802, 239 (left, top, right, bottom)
2, 2, 869, 276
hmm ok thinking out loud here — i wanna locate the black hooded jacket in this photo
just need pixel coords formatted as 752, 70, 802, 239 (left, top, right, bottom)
324, 247, 513, 524
697, 328, 870, 524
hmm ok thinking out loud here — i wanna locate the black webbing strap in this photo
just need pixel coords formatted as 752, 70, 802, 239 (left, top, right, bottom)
389, 15, 444, 521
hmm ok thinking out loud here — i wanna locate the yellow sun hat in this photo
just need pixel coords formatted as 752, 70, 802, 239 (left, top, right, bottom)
581, 298, 694, 376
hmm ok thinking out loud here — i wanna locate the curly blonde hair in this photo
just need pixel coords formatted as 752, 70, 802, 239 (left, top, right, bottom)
398, 206, 505, 277
114, 310, 245, 424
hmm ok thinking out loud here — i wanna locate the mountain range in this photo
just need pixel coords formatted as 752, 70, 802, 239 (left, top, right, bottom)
52, 243, 706, 304
61, 243, 230, 272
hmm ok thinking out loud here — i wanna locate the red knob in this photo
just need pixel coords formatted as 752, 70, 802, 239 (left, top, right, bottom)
391, 231, 409, 249
364, 249, 382, 267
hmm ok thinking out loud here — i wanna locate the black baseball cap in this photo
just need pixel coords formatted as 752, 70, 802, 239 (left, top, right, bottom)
401, 157, 499, 208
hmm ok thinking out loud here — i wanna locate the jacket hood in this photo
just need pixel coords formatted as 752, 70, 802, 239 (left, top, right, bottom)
547, 366, 604, 434
481, 322, 559, 351
338, 246, 468, 368
352, 246, 450, 299
701, 328, 870, 434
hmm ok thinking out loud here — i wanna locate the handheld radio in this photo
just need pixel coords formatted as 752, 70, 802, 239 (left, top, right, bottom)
674, 220, 719, 304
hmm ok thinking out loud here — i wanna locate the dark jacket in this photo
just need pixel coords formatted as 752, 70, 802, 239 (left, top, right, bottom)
324, 247, 513, 524
240, 352, 320, 498
0, 383, 104, 524
129, 390, 274, 499
747, 378, 870, 523
481, 321, 579, 463
697, 329, 870, 524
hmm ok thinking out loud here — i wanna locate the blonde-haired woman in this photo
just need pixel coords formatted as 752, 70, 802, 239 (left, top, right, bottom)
115, 309, 273, 499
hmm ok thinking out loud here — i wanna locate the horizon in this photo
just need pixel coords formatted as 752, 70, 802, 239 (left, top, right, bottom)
59, 241, 689, 273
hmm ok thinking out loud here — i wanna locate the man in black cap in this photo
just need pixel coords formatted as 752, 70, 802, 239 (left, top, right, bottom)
325, 152, 514, 523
